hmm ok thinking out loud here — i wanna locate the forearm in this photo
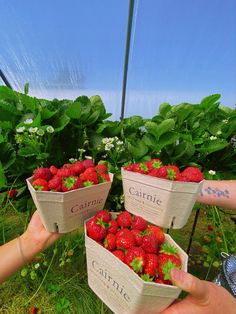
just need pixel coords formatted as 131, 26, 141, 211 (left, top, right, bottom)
197, 180, 236, 210
0, 233, 43, 284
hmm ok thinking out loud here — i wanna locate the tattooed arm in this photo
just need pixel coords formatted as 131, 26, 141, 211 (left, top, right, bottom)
196, 180, 236, 210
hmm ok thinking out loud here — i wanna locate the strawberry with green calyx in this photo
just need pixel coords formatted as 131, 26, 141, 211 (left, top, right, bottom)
165, 165, 180, 180
80, 168, 99, 185
132, 163, 149, 174
132, 215, 148, 231
181, 166, 204, 183
143, 253, 159, 277
146, 158, 162, 171
112, 250, 125, 263
98, 173, 110, 183
95, 163, 107, 174
48, 176, 62, 191
107, 219, 118, 234
147, 169, 159, 177
125, 247, 146, 273
104, 233, 116, 251
131, 229, 145, 246
94, 210, 111, 223
147, 225, 165, 245
72, 161, 85, 175
33, 167, 52, 181
61, 176, 82, 192
32, 178, 49, 191
116, 229, 136, 250
141, 273, 154, 282
49, 165, 58, 175
141, 234, 159, 254
86, 218, 107, 241
117, 211, 132, 228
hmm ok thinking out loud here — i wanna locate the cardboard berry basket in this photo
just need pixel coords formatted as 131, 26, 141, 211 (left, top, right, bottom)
26, 173, 113, 233
121, 167, 203, 229
85, 213, 188, 314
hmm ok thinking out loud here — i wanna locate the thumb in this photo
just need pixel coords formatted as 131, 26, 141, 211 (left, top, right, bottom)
170, 268, 210, 303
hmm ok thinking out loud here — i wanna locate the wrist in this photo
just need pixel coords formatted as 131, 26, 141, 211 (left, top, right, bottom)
19, 231, 46, 262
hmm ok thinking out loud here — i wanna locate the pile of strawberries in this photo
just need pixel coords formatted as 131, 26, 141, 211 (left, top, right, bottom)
124, 158, 204, 182
31, 160, 110, 192
86, 210, 182, 285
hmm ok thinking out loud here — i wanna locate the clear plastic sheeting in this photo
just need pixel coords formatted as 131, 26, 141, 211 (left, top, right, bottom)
0, 0, 128, 120
125, 0, 236, 118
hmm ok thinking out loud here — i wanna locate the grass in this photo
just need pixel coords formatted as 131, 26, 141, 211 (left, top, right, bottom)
0, 205, 235, 313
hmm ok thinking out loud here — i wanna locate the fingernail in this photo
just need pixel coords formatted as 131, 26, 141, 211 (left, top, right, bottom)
170, 268, 184, 281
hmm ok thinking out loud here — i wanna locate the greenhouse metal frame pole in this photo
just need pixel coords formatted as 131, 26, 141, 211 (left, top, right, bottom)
0, 69, 12, 89
120, 0, 135, 120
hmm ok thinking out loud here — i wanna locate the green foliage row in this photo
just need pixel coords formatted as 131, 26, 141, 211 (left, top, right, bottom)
0, 85, 236, 211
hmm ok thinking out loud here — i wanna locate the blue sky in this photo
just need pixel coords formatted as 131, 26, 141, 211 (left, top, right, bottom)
0, 0, 235, 119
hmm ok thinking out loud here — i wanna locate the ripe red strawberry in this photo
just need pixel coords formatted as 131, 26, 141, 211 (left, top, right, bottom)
49, 165, 58, 175
157, 244, 182, 280
48, 176, 61, 191
7, 189, 18, 199
95, 163, 107, 174
147, 169, 159, 177
99, 173, 110, 183
62, 163, 74, 169
166, 165, 180, 180
117, 211, 132, 228
104, 233, 116, 251
107, 219, 118, 234
141, 234, 159, 254
155, 278, 165, 284
72, 161, 85, 175
132, 163, 149, 174
124, 164, 134, 171
132, 215, 148, 231
61, 176, 82, 192
146, 158, 162, 171
86, 218, 107, 241
116, 229, 136, 250
131, 229, 144, 246
56, 168, 74, 178
177, 174, 191, 182
144, 253, 158, 277
147, 225, 165, 245
94, 210, 111, 223
125, 247, 146, 273
116, 228, 130, 238
32, 178, 49, 191
33, 167, 52, 181
112, 250, 125, 262
83, 159, 95, 169
181, 167, 204, 183
208, 224, 213, 231
31, 306, 38, 314
80, 168, 99, 184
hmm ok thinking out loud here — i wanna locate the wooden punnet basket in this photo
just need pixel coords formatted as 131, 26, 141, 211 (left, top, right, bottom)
121, 168, 203, 229
26, 173, 113, 233
85, 214, 188, 314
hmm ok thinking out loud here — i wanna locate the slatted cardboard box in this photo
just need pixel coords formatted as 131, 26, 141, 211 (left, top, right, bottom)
85, 213, 188, 314
26, 173, 113, 233
121, 168, 203, 229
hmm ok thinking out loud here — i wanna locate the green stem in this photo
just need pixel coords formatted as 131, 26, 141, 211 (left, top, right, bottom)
24, 247, 57, 305
205, 258, 213, 280
214, 206, 229, 254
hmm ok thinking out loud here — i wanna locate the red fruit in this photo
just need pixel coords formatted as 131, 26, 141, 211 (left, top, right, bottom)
147, 169, 159, 177
132, 215, 148, 231
94, 210, 111, 223
131, 229, 143, 246
124, 164, 134, 171
7, 189, 18, 199
177, 174, 191, 182
155, 278, 165, 284
144, 253, 159, 277
86, 218, 107, 241
61, 176, 82, 192
113, 250, 125, 263
48, 176, 61, 191
146, 158, 162, 171
80, 168, 99, 184
107, 219, 118, 234
104, 233, 116, 251
33, 167, 52, 181
72, 161, 85, 175
158, 244, 182, 280
116, 229, 136, 250
99, 173, 110, 183
166, 165, 180, 180
132, 163, 149, 174
49, 165, 58, 175
147, 225, 165, 245
116, 228, 130, 238
208, 224, 213, 231
181, 167, 204, 183
32, 178, 49, 191
117, 211, 132, 228
56, 168, 74, 178
95, 163, 107, 174
125, 247, 146, 273
141, 234, 159, 254
31, 306, 38, 314
83, 159, 95, 169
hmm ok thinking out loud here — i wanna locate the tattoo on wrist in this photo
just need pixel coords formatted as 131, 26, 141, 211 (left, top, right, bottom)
200, 186, 230, 198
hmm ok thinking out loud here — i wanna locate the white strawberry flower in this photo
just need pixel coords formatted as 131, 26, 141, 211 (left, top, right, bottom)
37, 129, 44, 136
46, 126, 54, 133
24, 118, 33, 124
216, 131, 222, 135
105, 143, 114, 151
69, 158, 77, 163
29, 127, 38, 133
209, 136, 217, 140
34, 263, 40, 269
222, 119, 228, 124
208, 170, 216, 175
16, 126, 25, 133
85, 155, 93, 160
78, 148, 86, 153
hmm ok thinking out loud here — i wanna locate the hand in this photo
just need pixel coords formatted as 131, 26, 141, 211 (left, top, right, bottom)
161, 268, 236, 314
21, 210, 62, 258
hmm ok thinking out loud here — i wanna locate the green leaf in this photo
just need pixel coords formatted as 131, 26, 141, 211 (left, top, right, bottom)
18, 146, 38, 157
143, 133, 157, 149
65, 102, 82, 119
0, 143, 16, 169
197, 139, 228, 155
199, 94, 221, 109
127, 139, 148, 160
159, 102, 171, 117
0, 162, 7, 188
54, 114, 70, 132
173, 141, 195, 160
155, 132, 180, 151
85, 110, 100, 125
145, 119, 175, 140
